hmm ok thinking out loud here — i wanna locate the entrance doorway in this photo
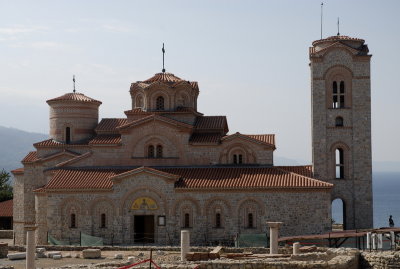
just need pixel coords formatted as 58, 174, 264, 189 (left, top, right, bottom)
134, 215, 155, 243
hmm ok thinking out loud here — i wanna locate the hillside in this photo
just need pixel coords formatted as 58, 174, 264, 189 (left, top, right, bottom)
0, 126, 47, 173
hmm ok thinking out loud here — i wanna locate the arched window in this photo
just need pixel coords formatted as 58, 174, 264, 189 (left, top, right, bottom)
332, 81, 345, 108
233, 154, 243, 164
215, 213, 221, 228
248, 213, 254, 228
156, 96, 165, 110
148, 145, 155, 158
335, 148, 344, 179
335, 117, 344, 127
184, 213, 190, 228
70, 213, 76, 228
156, 145, 163, 158
100, 213, 106, 228
66, 127, 71, 144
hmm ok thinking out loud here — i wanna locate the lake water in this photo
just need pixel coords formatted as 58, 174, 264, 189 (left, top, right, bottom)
332, 171, 400, 228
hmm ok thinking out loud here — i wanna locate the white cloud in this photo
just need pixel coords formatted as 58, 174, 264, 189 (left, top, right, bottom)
0, 25, 48, 35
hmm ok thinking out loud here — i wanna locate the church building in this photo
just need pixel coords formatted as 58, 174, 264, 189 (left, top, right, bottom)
11, 35, 372, 245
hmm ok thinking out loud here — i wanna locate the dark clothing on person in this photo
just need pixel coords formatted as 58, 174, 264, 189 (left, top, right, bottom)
389, 216, 394, 227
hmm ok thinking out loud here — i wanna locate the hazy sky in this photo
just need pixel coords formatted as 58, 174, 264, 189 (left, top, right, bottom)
0, 0, 399, 163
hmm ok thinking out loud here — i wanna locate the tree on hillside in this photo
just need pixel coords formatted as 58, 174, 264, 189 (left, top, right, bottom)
0, 169, 13, 202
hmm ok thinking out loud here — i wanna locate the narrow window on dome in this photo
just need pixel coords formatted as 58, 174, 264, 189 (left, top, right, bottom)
184, 213, 190, 228
216, 213, 221, 228
156, 145, 163, 158
335, 148, 344, 179
148, 145, 155, 158
233, 154, 237, 164
248, 213, 254, 228
70, 213, 76, 228
66, 127, 71, 144
156, 96, 165, 110
238, 154, 243, 164
100, 213, 106, 228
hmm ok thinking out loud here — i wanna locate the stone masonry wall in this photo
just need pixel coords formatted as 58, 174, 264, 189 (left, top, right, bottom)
38, 172, 331, 245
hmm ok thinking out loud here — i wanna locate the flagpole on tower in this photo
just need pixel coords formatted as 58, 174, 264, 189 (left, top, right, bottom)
320, 2, 323, 39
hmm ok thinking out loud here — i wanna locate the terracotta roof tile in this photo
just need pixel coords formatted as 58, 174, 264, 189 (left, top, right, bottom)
143, 72, 183, 83
47, 92, 101, 105
244, 134, 275, 146
43, 169, 129, 191
34, 139, 90, 147
22, 151, 39, 163
167, 167, 331, 190
0, 199, 13, 217
95, 118, 129, 133
277, 165, 313, 178
189, 133, 222, 144
89, 134, 121, 145
39, 166, 331, 192
11, 168, 24, 175
195, 116, 228, 132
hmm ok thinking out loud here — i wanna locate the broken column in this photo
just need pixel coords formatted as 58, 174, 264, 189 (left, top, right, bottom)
293, 242, 300, 255
181, 230, 190, 261
267, 222, 283, 255
25, 225, 37, 269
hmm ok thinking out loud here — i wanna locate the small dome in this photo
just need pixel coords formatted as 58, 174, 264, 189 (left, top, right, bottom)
47, 92, 102, 105
143, 72, 183, 83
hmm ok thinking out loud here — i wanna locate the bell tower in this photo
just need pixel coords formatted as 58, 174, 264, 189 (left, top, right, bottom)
310, 35, 373, 229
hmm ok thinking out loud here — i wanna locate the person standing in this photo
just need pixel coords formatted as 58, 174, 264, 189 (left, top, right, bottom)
389, 215, 395, 227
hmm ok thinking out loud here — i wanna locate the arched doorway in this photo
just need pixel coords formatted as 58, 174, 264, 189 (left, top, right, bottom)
332, 198, 346, 230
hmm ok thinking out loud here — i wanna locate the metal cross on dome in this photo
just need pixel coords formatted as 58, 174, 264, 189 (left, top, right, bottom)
162, 43, 166, 73
73, 75, 76, 93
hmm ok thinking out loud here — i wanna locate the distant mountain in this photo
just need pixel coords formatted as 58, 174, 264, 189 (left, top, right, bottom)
0, 126, 47, 173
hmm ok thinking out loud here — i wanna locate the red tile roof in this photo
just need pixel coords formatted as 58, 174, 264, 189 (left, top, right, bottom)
46, 92, 101, 105
43, 169, 129, 191
143, 72, 183, 83
11, 168, 24, 175
38, 166, 331, 192
95, 118, 129, 133
34, 139, 90, 147
89, 134, 121, 145
189, 133, 222, 144
195, 116, 228, 132
277, 165, 313, 178
312, 35, 365, 46
22, 151, 39, 163
168, 167, 330, 190
0, 199, 13, 217
118, 114, 193, 131
244, 134, 275, 146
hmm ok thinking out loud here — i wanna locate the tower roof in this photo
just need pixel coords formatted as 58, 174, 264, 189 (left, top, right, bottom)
312, 35, 365, 46
46, 92, 102, 105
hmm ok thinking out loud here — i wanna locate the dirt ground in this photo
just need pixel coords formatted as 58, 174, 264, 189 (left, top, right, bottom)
0, 246, 183, 269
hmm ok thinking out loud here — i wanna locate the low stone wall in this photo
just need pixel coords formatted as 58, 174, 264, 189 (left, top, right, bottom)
361, 251, 400, 269
0, 230, 13, 239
